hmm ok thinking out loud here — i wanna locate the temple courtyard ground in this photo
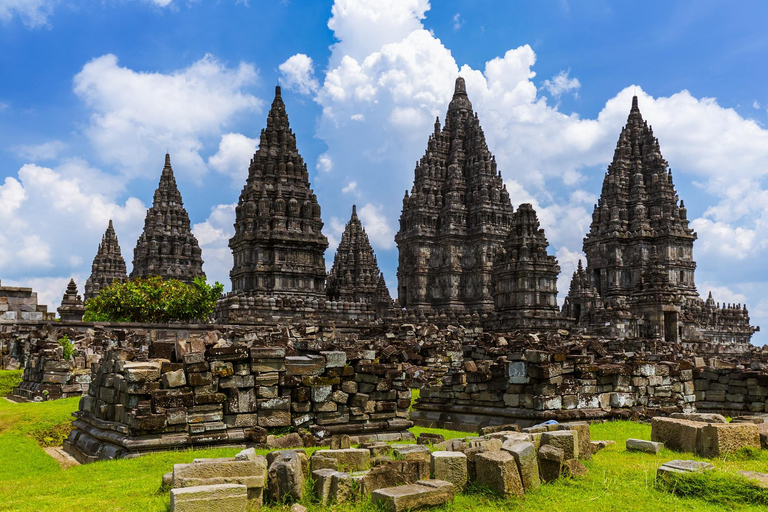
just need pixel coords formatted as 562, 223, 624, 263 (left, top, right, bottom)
0, 370, 766, 511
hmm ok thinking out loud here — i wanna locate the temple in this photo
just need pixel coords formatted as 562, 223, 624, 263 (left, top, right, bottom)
491, 203, 562, 329
130, 154, 205, 284
562, 96, 756, 348
326, 205, 392, 312
57, 279, 84, 322
396, 77, 514, 313
84, 220, 128, 301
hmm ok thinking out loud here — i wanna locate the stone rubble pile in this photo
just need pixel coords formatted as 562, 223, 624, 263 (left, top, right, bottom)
64, 341, 415, 462
651, 413, 765, 457
165, 419, 598, 512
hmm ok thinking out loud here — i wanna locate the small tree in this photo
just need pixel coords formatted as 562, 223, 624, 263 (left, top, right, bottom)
58, 335, 75, 360
83, 276, 224, 323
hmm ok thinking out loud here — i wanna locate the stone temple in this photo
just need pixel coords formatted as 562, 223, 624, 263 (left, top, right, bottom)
396, 77, 514, 313
130, 154, 205, 284
84, 220, 128, 302
561, 96, 756, 347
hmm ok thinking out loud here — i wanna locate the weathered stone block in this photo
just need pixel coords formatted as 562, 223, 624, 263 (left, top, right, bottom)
173, 459, 267, 503
474, 450, 524, 498
541, 430, 579, 460
170, 484, 247, 512
537, 444, 564, 483
313, 449, 370, 472
562, 459, 588, 478
700, 423, 760, 457
371, 480, 454, 512
430, 451, 467, 489
501, 441, 540, 491
651, 417, 702, 453
162, 369, 186, 388
268, 451, 304, 503
626, 438, 663, 454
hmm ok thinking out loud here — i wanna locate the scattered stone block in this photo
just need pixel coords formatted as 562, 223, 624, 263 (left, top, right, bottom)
430, 451, 467, 489
310, 454, 339, 472
361, 464, 405, 495
330, 434, 352, 450
172, 459, 267, 503
371, 479, 454, 512
313, 469, 338, 505
267, 433, 304, 450
541, 430, 579, 460
330, 471, 365, 503
562, 459, 588, 478
670, 412, 727, 424
268, 451, 304, 503
501, 441, 540, 491
626, 438, 663, 454
162, 369, 186, 388
559, 422, 591, 459
392, 444, 430, 478
417, 432, 445, 445
479, 424, 520, 435
162, 471, 173, 488
537, 444, 564, 483
290, 504, 307, 512
313, 448, 370, 472
170, 483, 247, 512
738, 471, 768, 489
474, 450, 524, 498
361, 441, 392, 457
657, 460, 714, 480
700, 423, 760, 457
651, 417, 702, 453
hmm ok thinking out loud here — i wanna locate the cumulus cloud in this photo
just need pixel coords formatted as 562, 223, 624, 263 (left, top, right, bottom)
73, 53, 261, 182
316, 153, 333, 173
192, 203, 236, 288
279, 54, 320, 95
208, 133, 258, 184
341, 181, 357, 194
542, 70, 580, 99
0, 0, 56, 28
357, 203, 394, 250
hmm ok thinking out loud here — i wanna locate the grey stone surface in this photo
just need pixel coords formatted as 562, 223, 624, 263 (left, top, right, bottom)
626, 438, 663, 454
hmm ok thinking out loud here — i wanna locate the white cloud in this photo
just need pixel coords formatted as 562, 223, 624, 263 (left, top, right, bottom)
0, 0, 56, 28
279, 54, 320, 95
208, 133, 258, 184
14, 140, 67, 161
325, 216, 346, 256
316, 153, 333, 172
542, 70, 580, 99
358, 203, 394, 250
192, 203, 236, 288
73, 53, 261, 182
452, 13, 462, 31
753, 101, 761, 110
342, 181, 357, 194
698, 283, 747, 306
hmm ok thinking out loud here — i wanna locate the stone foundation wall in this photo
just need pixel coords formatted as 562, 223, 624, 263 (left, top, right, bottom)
693, 365, 768, 416
65, 341, 414, 463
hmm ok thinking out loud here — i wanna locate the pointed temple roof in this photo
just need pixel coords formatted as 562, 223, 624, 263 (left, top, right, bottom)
585, 96, 695, 244
58, 278, 85, 322
501, 203, 557, 259
130, 154, 205, 284
85, 219, 128, 301
327, 205, 392, 304
228, 85, 328, 298
398, 77, 513, 240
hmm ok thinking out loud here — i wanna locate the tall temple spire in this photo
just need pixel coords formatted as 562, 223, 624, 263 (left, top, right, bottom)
84, 219, 128, 301
492, 204, 560, 327
327, 205, 391, 306
58, 278, 84, 322
228, 85, 328, 298
396, 76, 513, 312
130, 154, 205, 284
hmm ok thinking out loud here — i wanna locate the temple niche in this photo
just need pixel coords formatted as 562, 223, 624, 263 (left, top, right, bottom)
491, 203, 562, 329
84, 220, 128, 302
563, 96, 756, 347
130, 154, 205, 284
396, 77, 514, 313
327, 205, 393, 314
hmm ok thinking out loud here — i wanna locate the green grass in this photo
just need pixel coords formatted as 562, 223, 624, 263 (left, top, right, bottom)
0, 370, 22, 396
0, 397, 767, 511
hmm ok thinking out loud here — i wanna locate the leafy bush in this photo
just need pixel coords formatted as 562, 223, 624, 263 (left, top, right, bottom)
57, 335, 75, 361
0, 370, 22, 396
83, 276, 224, 324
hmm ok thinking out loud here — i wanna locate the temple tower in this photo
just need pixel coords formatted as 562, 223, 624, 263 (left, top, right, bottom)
327, 205, 392, 308
58, 279, 85, 322
492, 203, 560, 327
396, 77, 514, 312
84, 220, 128, 301
130, 154, 205, 284
228, 86, 328, 299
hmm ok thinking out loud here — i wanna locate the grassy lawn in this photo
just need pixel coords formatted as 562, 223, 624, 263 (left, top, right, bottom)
0, 393, 766, 511
0, 369, 22, 396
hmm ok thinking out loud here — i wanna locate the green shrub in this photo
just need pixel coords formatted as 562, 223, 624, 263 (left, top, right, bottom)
57, 335, 75, 360
83, 276, 224, 323
0, 370, 22, 396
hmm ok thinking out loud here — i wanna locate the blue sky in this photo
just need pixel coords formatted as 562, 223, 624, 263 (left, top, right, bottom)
2, 0, 768, 343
